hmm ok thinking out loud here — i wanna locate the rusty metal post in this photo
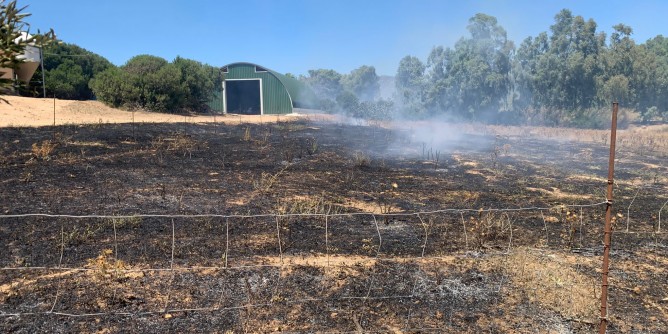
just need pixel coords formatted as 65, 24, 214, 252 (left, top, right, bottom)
599, 102, 618, 334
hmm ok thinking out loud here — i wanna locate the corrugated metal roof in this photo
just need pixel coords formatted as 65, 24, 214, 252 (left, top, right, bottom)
222, 62, 316, 113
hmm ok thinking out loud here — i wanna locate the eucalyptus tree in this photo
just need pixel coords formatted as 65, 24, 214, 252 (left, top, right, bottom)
512, 9, 607, 125
302, 69, 343, 111
395, 55, 426, 114
342, 65, 380, 102
535, 10, 604, 111
303, 69, 343, 101
512, 32, 549, 117
423, 46, 448, 114
645, 35, 668, 120
425, 13, 514, 120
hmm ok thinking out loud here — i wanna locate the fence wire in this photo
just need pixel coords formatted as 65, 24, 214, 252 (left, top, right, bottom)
1, 198, 667, 332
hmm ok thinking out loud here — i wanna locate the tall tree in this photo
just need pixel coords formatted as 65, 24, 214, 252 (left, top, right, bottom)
423, 46, 449, 113
395, 55, 425, 113
342, 65, 380, 102
427, 13, 514, 120
534, 10, 605, 111
597, 24, 635, 106
512, 33, 549, 116
303, 69, 343, 101
645, 35, 668, 119
302, 69, 343, 111
513, 9, 607, 125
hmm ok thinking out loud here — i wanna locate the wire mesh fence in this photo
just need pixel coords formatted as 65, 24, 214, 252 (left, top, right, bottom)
1, 198, 666, 333
1, 101, 667, 332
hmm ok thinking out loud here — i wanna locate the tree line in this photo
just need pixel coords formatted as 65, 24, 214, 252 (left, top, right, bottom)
89, 55, 222, 112
392, 10, 668, 127
7, 2, 668, 127
299, 65, 395, 120
302, 9, 668, 127
28, 44, 222, 113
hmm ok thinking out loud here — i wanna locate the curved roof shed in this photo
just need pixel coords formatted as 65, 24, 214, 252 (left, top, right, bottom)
216, 62, 313, 115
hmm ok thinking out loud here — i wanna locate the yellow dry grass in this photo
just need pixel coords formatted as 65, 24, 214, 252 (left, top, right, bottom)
525, 186, 593, 200
0, 96, 306, 127
499, 248, 600, 323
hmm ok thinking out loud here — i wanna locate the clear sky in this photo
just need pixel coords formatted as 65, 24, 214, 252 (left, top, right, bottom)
26, 0, 668, 76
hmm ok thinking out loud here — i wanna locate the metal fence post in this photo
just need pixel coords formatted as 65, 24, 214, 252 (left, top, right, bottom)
599, 102, 618, 334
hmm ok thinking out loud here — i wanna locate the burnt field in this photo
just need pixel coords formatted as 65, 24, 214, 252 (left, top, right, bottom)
1, 118, 667, 333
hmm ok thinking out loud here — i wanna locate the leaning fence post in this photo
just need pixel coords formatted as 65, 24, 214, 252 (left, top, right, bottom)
599, 102, 618, 334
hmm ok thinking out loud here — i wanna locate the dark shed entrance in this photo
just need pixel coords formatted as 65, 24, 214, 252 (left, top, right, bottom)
225, 79, 262, 114
206, 62, 318, 115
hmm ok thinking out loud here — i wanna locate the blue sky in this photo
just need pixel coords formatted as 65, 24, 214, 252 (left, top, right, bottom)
27, 0, 668, 76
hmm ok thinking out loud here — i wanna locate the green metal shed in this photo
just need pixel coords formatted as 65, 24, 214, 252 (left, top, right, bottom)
210, 62, 313, 115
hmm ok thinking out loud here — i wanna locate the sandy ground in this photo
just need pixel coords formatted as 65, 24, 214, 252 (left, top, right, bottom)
0, 96, 313, 127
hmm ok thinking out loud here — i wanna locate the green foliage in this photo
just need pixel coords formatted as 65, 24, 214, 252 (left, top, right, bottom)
335, 89, 394, 120
395, 55, 425, 113
518, 10, 605, 113
422, 13, 513, 121
0, 0, 55, 95
123, 54, 167, 76
90, 55, 222, 113
644, 35, 668, 121
88, 67, 125, 107
342, 65, 379, 102
95, 55, 181, 111
32, 42, 113, 99
335, 90, 359, 112
173, 56, 219, 110
511, 10, 668, 126
392, 9, 668, 127
304, 66, 383, 114
362, 99, 395, 120
303, 69, 343, 111
44, 61, 87, 99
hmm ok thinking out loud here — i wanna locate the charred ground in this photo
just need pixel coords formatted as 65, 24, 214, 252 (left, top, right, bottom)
1, 119, 666, 333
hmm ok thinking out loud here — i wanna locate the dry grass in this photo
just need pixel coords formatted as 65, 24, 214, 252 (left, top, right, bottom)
275, 195, 341, 215
151, 134, 206, 159
1, 109, 665, 332
525, 186, 594, 200
352, 151, 371, 168
85, 249, 127, 280
30, 140, 56, 160
485, 124, 668, 157
500, 248, 599, 323
467, 212, 513, 250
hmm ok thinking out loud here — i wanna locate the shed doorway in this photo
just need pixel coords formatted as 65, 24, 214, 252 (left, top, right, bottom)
225, 79, 262, 115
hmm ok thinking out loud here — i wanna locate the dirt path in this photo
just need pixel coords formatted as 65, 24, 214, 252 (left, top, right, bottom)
0, 96, 308, 127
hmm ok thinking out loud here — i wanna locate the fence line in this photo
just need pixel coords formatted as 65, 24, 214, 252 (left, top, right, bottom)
1, 200, 666, 332
0, 200, 609, 220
